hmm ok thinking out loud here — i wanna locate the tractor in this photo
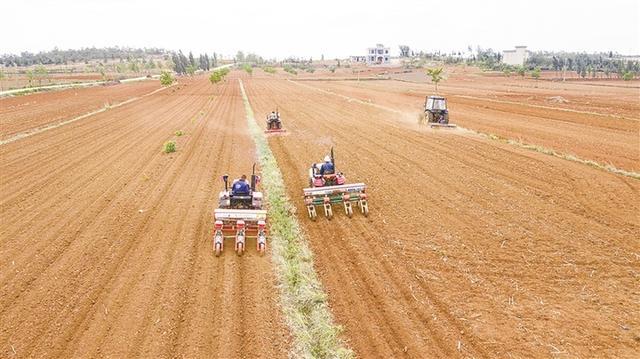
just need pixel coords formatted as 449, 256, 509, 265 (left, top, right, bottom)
265, 110, 285, 134
303, 147, 369, 220
213, 164, 267, 257
422, 95, 456, 128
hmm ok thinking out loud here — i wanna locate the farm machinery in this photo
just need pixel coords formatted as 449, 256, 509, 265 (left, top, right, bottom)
265, 110, 286, 134
213, 165, 267, 257
422, 95, 457, 128
303, 147, 369, 220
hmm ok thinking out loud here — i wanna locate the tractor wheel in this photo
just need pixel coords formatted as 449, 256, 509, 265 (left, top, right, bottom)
215, 242, 222, 257
236, 242, 244, 256
443, 113, 449, 124
427, 112, 434, 123
258, 243, 265, 256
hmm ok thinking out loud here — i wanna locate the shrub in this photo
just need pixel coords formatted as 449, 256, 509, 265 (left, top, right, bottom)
210, 67, 230, 85
209, 71, 222, 84
163, 140, 176, 153
175, 130, 184, 136
160, 71, 174, 86
284, 65, 297, 75
622, 72, 634, 81
531, 67, 541, 80
243, 64, 253, 75
263, 66, 277, 74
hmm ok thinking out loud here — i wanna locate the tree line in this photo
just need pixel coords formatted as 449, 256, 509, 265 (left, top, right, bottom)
171, 51, 219, 75
409, 46, 638, 80
0, 47, 167, 67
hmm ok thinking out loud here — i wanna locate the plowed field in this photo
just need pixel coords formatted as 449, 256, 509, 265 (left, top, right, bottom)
1, 70, 638, 358
244, 77, 639, 358
1, 80, 163, 141
0, 74, 290, 358
293, 77, 640, 172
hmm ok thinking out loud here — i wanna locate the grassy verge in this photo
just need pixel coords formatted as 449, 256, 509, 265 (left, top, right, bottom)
238, 79, 353, 358
483, 133, 640, 180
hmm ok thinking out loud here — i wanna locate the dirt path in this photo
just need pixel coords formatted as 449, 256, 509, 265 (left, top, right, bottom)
245, 78, 640, 358
0, 74, 290, 357
297, 79, 640, 172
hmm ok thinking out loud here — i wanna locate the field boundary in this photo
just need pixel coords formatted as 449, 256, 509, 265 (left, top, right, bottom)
0, 76, 160, 98
0, 85, 171, 146
239, 79, 353, 358
290, 79, 640, 180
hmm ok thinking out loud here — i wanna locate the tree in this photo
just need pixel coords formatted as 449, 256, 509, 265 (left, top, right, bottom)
25, 69, 34, 87
160, 71, 174, 86
203, 54, 210, 70
426, 67, 444, 93
212, 53, 218, 67
399, 45, 410, 57
97, 65, 106, 80
236, 51, 245, 63
35, 65, 48, 85
0, 69, 5, 91
128, 61, 140, 74
178, 51, 189, 74
188, 51, 196, 67
171, 53, 184, 74
531, 67, 541, 87
186, 65, 196, 76
145, 60, 156, 71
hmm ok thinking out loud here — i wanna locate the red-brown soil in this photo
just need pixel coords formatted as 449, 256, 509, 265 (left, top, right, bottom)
297, 77, 639, 172
244, 77, 640, 358
2, 69, 638, 358
0, 74, 290, 357
0, 80, 162, 141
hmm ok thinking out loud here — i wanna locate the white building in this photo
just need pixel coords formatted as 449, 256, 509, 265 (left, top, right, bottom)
367, 44, 390, 65
350, 44, 391, 65
502, 46, 529, 66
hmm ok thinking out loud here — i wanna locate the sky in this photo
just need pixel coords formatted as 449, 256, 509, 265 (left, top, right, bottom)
2, 0, 639, 59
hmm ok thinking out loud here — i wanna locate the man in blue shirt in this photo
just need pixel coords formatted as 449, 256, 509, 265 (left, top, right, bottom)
319, 155, 335, 175
232, 175, 251, 195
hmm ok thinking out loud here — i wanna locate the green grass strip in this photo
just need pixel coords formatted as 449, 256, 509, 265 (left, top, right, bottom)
238, 79, 354, 359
